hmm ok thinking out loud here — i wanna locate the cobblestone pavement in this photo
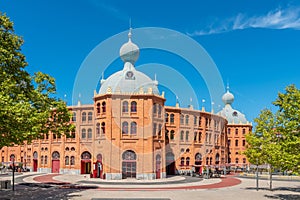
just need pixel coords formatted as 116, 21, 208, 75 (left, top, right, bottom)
0, 173, 299, 200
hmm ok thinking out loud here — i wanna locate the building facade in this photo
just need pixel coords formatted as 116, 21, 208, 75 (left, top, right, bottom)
0, 29, 251, 179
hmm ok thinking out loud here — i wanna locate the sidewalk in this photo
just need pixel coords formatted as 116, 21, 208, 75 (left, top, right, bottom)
239, 173, 300, 181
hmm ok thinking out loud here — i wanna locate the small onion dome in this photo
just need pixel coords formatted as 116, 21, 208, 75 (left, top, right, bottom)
222, 88, 234, 105
119, 28, 140, 64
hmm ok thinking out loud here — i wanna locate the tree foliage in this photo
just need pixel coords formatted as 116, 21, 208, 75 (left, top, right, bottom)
244, 85, 300, 173
0, 13, 74, 148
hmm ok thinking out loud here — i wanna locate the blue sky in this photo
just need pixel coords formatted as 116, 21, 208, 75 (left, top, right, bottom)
1, 0, 300, 122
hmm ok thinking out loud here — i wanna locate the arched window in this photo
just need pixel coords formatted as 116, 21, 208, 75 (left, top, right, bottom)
97, 154, 102, 161
242, 128, 246, 134
180, 157, 185, 166
180, 131, 184, 141
102, 102, 106, 113
65, 156, 69, 165
41, 156, 44, 164
198, 132, 202, 143
195, 153, 202, 165
210, 157, 212, 165
185, 131, 189, 141
122, 101, 128, 113
81, 151, 91, 160
72, 112, 76, 122
170, 114, 175, 124
165, 113, 169, 123
170, 130, 175, 140
198, 117, 202, 126
235, 129, 239, 135
228, 128, 231, 134
158, 124, 162, 136
186, 148, 190, 153
206, 157, 209, 165
71, 147, 75, 151
88, 128, 92, 138
205, 133, 208, 143
242, 140, 246, 146
88, 112, 93, 122
194, 132, 197, 142
52, 151, 60, 160
194, 115, 197, 125
153, 104, 157, 114
81, 128, 86, 139
71, 156, 75, 165
97, 103, 100, 114
195, 153, 202, 161
158, 105, 162, 117
96, 123, 100, 137
215, 153, 220, 164
82, 112, 86, 122
44, 156, 48, 164
185, 115, 189, 125
228, 139, 231, 146
186, 157, 190, 166
243, 158, 246, 163
65, 147, 69, 151
180, 114, 184, 125
235, 158, 239, 164
131, 101, 137, 113
209, 133, 212, 143
33, 151, 38, 159
235, 139, 239, 147
153, 123, 157, 136
122, 150, 136, 160
101, 122, 105, 135
165, 129, 169, 140
122, 121, 128, 134
131, 122, 137, 135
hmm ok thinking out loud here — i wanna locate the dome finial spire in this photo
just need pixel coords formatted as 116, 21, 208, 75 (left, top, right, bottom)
226, 81, 230, 92
120, 20, 140, 64
128, 18, 132, 41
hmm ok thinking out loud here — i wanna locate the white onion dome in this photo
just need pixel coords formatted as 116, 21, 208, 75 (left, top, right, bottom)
222, 88, 234, 105
218, 87, 248, 124
99, 29, 159, 95
119, 28, 140, 64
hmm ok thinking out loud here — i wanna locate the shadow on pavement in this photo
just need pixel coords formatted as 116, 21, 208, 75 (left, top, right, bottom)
264, 194, 300, 200
0, 182, 98, 200
245, 186, 300, 193
245, 187, 300, 200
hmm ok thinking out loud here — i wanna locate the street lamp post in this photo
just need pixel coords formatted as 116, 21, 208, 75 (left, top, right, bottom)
12, 157, 15, 191
256, 158, 259, 191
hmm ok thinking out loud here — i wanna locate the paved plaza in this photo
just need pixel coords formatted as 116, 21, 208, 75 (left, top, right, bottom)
0, 173, 299, 200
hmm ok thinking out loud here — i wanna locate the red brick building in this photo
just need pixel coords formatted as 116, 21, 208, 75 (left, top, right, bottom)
0, 29, 251, 179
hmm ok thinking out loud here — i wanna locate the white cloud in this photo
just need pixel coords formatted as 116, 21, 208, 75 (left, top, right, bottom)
188, 7, 300, 36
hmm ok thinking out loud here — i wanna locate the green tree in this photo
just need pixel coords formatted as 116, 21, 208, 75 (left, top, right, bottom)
0, 13, 74, 148
245, 85, 300, 174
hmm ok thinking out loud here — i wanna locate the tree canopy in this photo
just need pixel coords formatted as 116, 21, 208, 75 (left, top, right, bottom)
0, 13, 74, 148
244, 85, 300, 174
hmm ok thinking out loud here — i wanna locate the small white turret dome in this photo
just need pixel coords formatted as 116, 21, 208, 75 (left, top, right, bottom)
119, 28, 140, 64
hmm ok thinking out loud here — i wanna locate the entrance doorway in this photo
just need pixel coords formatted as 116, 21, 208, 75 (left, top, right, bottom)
81, 151, 92, 174
122, 150, 136, 179
156, 154, 161, 179
51, 151, 60, 173
33, 151, 38, 172
166, 152, 175, 175
33, 159, 38, 172
81, 160, 91, 174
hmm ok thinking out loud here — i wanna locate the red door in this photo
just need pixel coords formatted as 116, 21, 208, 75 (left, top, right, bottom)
33, 159, 38, 172
52, 160, 60, 173
156, 161, 161, 179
